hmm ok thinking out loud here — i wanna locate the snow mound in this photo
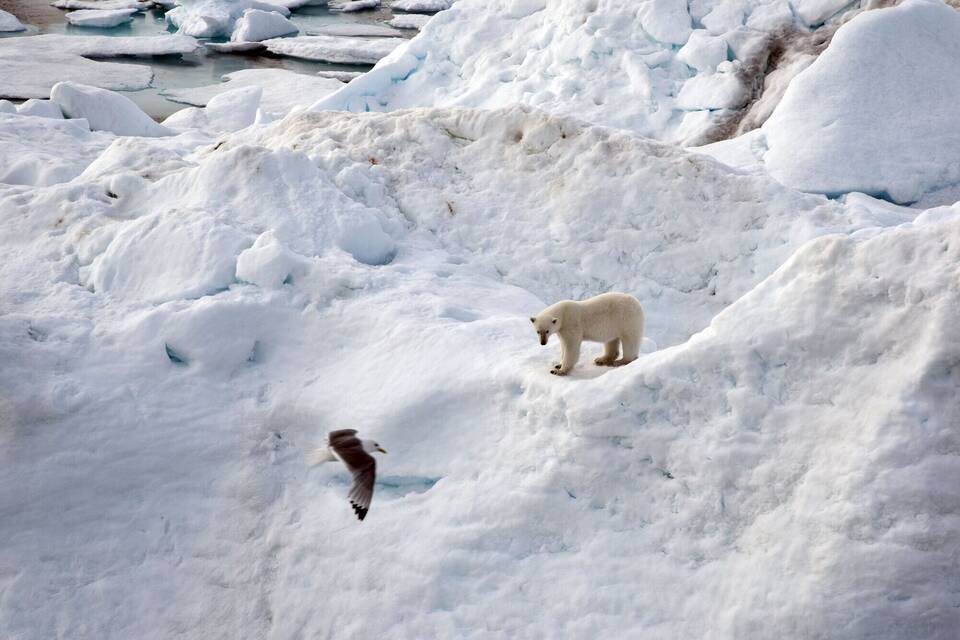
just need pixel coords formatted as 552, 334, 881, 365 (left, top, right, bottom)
235, 230, 309, 288
0, 8, 26, 31
231, 8, 298, 42
16, 99, 64, 119
762, 0, 960, 204
166, 0, 290, 38
161, 69, 343, 118
51, 82, 172, 138
248, 105, 881, 345
65, 8, 138, 28
263, 34, 406, 64
0, 113, 110, 186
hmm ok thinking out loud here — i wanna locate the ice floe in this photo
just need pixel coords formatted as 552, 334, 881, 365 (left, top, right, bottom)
387, 13, 430, 29
263, 34, 405, 64
65, 8, 138, 28
166, 0, 290, 38
309, 22, 402, 37
330, 0, 380, 11
391, 0, 451, 12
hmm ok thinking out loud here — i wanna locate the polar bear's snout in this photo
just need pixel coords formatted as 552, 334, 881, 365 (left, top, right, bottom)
539, 332, 548, 345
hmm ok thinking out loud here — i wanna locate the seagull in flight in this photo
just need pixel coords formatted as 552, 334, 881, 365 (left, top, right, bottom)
309, 429, 387, 521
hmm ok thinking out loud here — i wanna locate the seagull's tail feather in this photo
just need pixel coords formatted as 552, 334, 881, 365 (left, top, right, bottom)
306, 447, 335, 466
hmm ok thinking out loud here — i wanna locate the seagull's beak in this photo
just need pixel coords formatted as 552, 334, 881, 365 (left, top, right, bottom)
376, 446, 387, 454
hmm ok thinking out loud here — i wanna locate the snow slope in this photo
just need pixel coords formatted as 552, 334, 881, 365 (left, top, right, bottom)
310, 0, 875, 142
2, 100, 955, 638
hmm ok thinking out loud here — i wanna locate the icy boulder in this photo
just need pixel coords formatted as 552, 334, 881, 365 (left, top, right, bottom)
0, 8, 26, 31
166, 0, 290, 38
236, 230, 309, 288
65, 8, 138, 27
51, 82, 172, 137
231, 8, 297, 41
762, 0, 960, 204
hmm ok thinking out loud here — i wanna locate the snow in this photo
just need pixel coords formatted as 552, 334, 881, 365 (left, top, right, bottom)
387, 12, 430, 29
0, 99, 16, 113
166, 0, 291, 38
16, 99, 64, 119
675, 62, 748, 110
762, 0, 960, 204
65, 8, 138, 28
310, 22, 403, 37
0, 8, 26, 31
1, 0, 959, 637
263, 34, 406, 64
231, 8, 298, 41
792, 0, 856, 26
677, 30, 729, 73
162, 69, 344, 117
51, 82, 173, 137
391, 0, 451, 12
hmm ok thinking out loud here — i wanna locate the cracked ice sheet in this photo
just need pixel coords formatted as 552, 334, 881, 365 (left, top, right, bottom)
262, 34, 405, 64
161, 69, 344, 117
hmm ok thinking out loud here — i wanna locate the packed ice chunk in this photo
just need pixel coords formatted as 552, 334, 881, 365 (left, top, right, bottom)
263, 35, 406, 64
0, 113, 110, 186
51, 82, 172, 137
746, 0, 795, 31
166, 0, 290, 38
162, 69, 343, 118
387, 13, 430, 29
163, 85, 262, 133
701, 2, 743, 34
65, 8, 138, 28
762, 0, 960, 203
637, 0, 691, 45
231, 8, 298, 41
675, 62, 747, 110
0, 8, 26, 31
331, 0, 380, 11
677, 30, 728, 72
236, 230, 309, 288
16, 99, 64, 119
391, 0, 451, 12
791, 0, 855, 26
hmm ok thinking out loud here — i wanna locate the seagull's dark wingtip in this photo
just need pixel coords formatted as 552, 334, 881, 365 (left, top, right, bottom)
351, 501, 368, 521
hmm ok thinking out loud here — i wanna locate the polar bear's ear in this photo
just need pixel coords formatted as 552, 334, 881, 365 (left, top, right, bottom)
529, 317, 536, 323
551, 318, 558, 324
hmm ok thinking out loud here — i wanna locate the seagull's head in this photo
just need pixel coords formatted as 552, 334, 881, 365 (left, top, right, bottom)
362, 439, 388, 454
529, 314, 560, 346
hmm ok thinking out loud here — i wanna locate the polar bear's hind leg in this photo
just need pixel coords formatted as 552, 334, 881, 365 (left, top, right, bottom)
595, 339, 620, 366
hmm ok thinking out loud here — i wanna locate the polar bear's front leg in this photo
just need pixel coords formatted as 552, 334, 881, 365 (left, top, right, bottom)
552, 333, 581, 375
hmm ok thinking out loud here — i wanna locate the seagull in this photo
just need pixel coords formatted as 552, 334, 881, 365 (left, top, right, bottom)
308, 429, 387, 521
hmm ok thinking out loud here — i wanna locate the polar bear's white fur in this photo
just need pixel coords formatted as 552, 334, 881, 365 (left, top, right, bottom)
530, 292, 645, 376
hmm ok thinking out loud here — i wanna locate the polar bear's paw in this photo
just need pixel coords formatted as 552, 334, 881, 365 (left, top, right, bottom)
594, 356, 616, 366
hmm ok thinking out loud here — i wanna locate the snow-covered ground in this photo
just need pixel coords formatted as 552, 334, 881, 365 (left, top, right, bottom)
1, 0, 959, 638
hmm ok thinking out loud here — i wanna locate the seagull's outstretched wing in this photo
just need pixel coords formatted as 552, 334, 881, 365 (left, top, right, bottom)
328, 433, 376, 521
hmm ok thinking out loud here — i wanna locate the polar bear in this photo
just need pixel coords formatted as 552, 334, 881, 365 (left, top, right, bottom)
530, 292, 645, 376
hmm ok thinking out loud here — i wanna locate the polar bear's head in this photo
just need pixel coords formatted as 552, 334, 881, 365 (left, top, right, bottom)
530, 314, 560, 345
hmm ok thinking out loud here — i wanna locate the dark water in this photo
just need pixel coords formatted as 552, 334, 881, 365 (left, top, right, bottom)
0, 1, 412, 119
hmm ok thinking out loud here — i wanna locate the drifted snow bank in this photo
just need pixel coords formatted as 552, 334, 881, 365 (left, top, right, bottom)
0, 99, 957, 639
762, 0, 960, 204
